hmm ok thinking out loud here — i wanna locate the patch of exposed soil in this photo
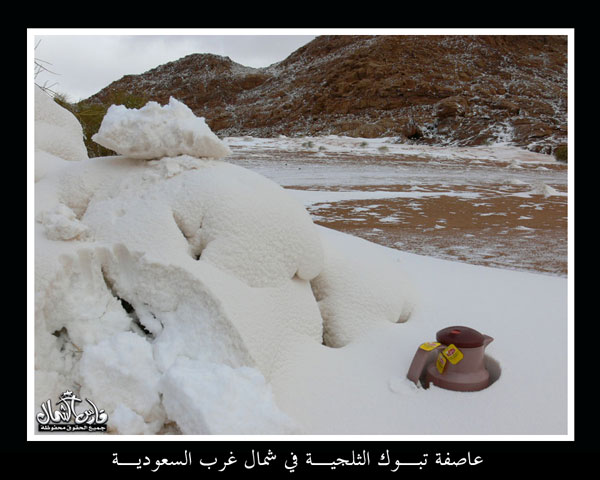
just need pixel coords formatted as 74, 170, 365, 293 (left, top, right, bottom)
303, 184, 567, 276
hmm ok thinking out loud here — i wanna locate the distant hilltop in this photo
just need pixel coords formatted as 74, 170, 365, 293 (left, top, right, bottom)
85, 35, 568, 154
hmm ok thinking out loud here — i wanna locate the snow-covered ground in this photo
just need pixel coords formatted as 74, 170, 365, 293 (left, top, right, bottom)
30, 92, 571, 439
224, 135, 568, 277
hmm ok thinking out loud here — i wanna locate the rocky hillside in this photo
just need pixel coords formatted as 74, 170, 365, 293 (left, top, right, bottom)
85, 35, 568, 154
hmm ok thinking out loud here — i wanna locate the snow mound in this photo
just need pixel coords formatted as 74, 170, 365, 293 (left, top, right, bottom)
530, 181, 563, 197
33, 96, 418, 435
33, 98, 321, 434
311, 227, 415, 347
511, 181, 567, 199
34, 86, 88, 163
55, 155, 324, 288
91, 97, 231, 160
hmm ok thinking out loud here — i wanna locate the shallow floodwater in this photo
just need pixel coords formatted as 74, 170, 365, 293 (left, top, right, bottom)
225, 136, 569, 277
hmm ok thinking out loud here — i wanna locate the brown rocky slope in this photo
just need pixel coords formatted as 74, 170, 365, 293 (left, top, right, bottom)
85, 35, 568, 154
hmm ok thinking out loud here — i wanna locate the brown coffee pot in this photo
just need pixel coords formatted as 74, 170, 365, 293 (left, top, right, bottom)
407, 326, 494, 392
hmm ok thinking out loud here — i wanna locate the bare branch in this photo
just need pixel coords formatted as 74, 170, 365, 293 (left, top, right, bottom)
34, 39, 61, 96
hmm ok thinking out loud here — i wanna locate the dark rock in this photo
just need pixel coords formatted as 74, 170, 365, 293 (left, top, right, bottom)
436, 96, 469, 119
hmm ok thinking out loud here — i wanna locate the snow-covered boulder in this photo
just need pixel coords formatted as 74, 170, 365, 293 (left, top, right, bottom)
92, 97, 231, 160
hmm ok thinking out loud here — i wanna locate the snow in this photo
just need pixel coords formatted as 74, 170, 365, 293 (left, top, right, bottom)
311, 227, 415, 348
31, 93, 570, 438
224, 135, 559, 165
34, 86, 88, 163
36, 203, 91, 241
92, 97, 232, 160
289, 189, 482, 207
79, 332, 163, 426
271, 228, 568, 435
159, 358, 300, 435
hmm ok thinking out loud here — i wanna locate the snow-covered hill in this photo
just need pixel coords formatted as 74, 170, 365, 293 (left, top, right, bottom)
85, 35, 568, 154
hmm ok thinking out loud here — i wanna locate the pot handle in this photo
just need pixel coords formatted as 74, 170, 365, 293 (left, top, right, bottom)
407, 344, 443, 386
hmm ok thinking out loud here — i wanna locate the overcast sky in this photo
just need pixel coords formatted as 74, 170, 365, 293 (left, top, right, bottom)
31, 30, 319, 102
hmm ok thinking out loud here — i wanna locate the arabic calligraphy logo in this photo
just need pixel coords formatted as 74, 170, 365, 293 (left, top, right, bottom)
36, 390, 108, 432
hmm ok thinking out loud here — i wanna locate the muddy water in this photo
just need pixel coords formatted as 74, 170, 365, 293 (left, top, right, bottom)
225, 138, 569, 277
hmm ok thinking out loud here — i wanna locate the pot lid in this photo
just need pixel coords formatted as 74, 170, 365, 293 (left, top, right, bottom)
436, 326, 486, 348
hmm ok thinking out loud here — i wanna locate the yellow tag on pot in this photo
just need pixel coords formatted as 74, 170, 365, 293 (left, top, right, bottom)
436, 352, 447, 373
442, 344, 464, 365
419, 342, 441, 351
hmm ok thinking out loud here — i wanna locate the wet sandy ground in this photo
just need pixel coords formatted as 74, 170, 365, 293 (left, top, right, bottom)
225, 138, 569, 277
301, 183, 567, 276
